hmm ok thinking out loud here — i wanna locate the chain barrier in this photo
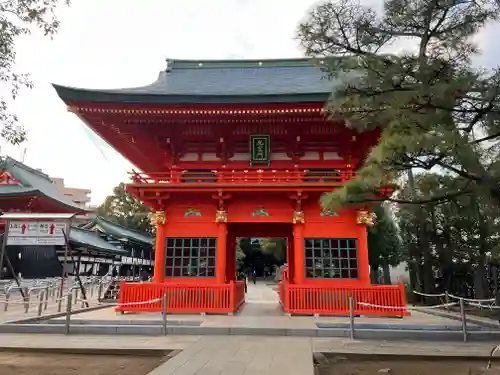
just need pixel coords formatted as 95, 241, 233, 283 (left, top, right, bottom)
75, 296, 161, 307
413, 290, 497, 303
413, 290, 446, 298
357, 301, 459, 310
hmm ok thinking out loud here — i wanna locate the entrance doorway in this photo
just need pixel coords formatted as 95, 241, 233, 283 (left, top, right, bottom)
236, 237, 286, 280
225, 223, 292, 311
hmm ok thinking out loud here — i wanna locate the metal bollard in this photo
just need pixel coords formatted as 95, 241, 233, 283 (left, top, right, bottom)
37, 291, 45, 316
162, 294, 168, 336
44, 287, 49, 310
4, 292, 10, 312
460, 298, 468, 342
57, 292, 63, 313
348, 296, 355, 340
24, 293, 30, 313
65, 293, 73, 335
97, 283, 103, 301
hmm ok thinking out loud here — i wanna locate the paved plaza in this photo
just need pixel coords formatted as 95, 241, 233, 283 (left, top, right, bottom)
65, 283, 480, 330
1, 283, 497, 374
0, 333, 498, 375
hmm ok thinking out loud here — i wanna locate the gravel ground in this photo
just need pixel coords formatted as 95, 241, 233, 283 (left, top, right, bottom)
317, 354, 500, 375
0, 352, 166, 375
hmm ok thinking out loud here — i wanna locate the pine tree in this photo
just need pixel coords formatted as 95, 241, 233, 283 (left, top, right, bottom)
367, 204, 402, 284
97, 182, 152, 233
298, 0, 500, 209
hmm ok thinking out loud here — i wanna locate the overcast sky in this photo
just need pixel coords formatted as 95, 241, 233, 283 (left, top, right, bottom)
1, 0, 498, 205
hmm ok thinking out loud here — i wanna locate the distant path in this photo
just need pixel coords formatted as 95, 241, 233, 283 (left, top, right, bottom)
239, 282, 282, 317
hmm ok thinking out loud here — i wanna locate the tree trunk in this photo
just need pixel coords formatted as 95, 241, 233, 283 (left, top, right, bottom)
408, 260, 418, 303
407, 169, 434, 300
473, 193, 489, 299
473, 263, 486, 299
440, 228, 453, 293
382, 263, 392, 284
370, 266, 380, 284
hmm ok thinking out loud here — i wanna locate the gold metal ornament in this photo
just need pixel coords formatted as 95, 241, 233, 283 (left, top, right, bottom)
215, 209, 228, 223
356, 210, 377, 227
292, 210, 305, 224
149, 211, 166, 226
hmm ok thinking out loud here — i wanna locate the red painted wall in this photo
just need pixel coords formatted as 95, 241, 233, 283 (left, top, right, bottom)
159, 193, 369, 287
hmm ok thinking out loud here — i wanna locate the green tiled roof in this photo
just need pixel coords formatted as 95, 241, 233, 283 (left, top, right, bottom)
88, 217, 153, 246
0, 157, 87, 213
69, 227, 127, 256
53, 58, 340, 104
0, 185, 38, 196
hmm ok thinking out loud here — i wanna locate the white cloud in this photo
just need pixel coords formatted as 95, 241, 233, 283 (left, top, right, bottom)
1, 0, 497, 205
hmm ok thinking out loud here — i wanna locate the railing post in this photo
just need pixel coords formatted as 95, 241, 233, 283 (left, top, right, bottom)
4, 292, 9, 312
37, 291, 45, 316
349, 296, 355, 340
162, 293, 168, 336
24, 292, 30, 313
65, 293, 72, 335
44, 286, 49, 310
460, 298, 468, 342
58, 290, 63, 312
98, 282, 103, 301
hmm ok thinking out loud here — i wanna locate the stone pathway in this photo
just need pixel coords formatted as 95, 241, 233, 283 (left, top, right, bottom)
148, 336, 314, 375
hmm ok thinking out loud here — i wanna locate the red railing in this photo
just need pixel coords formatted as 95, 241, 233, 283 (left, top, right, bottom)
116, 280, 245, 314
280, 281, 409, 317
130, 168, 355, 186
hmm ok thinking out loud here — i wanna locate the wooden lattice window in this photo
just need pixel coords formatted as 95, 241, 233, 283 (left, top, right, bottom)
165, 238, 217, 277
304, 238, 358, 279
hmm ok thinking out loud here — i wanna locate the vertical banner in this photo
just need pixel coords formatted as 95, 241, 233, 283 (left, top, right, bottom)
250, 135, 270, 166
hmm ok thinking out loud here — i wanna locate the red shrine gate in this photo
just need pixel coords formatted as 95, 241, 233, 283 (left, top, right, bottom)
54, 58, 408, 316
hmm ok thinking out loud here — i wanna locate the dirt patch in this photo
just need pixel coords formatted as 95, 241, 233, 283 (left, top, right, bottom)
317, 355, 500, 375
0, 352, 167, 375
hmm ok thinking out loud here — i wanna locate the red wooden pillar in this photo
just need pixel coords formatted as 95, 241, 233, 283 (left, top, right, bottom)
226, 234, 237, 282
292, 224, 305, 284
152, 222, 166, 283
286, 234, 294, 282
216, 223, 228, 284
357, 225, 370, 284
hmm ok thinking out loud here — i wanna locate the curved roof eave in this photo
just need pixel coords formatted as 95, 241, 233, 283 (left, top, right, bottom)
52, 84, 330, 105
0, 188, 88, 214
69, 227, 127, 256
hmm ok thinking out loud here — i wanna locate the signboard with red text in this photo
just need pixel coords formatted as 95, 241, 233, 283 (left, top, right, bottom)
7, 220, 69, 246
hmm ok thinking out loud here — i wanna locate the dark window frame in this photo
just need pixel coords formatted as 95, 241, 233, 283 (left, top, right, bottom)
304, 238, 359, 279
164, 237, 217, 278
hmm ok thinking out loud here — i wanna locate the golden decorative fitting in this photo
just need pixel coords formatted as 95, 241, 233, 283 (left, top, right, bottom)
356, 210, 377, 227
292, 210, 305, 224
150, 211, 166, 226
215, 209, 228, 223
